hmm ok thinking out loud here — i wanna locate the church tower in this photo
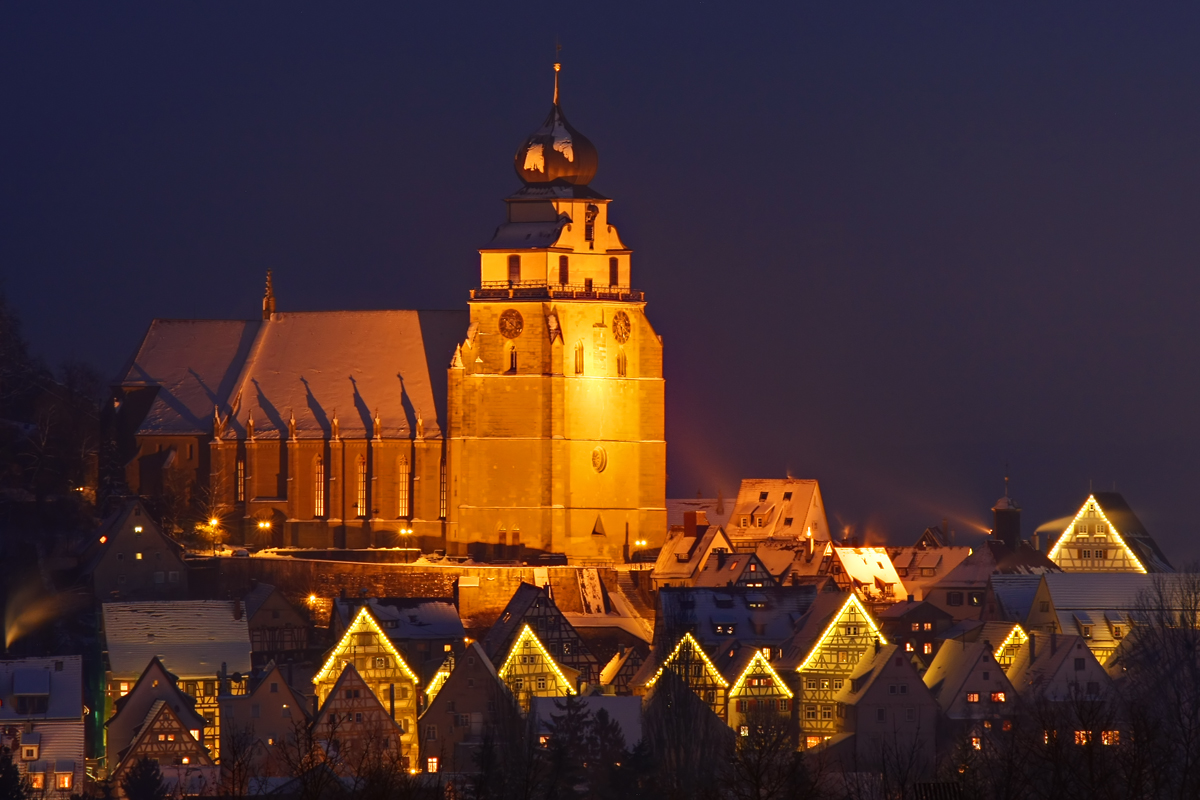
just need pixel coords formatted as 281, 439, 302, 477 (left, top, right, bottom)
445, 65, 667, 562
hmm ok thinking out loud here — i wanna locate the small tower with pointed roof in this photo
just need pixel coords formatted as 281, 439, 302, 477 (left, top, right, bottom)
992, 475, 1022, 551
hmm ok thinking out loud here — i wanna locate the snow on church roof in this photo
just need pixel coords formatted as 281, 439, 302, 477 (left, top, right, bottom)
119, 319, 261, 435
120, 310, 467, 440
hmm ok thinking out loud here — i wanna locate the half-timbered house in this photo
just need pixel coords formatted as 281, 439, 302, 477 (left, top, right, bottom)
496, 625, 579, 710
1046, 493, 1172, 574
111, 699, 217, 796
313, 606, 420, 748
725, 649, 793, 733
312, 664, 410, 773
482, 584, 600, 685
218, 661, 309, 776
637, 632, 729, 720
104, 658, 208, 778
419, 641, 512, 774
782, 592, 887, 742
244, 584, 309, 666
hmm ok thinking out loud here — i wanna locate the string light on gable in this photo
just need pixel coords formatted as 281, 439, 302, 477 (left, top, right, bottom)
644, 632, 729, 690
497, 624, 577, 695
796, 594, 887, 673
993, 624, 1028, 662
730, 650, 794, 699
425, 669, 451, 701
314, 606, 420, 686
1047, 494, 1147, 574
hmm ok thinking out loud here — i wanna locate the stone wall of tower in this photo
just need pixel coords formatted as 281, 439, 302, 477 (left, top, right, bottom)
446, 297, 666, 562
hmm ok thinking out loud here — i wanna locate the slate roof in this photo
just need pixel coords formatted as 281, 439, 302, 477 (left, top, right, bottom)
724, 478, 822, 540
656, 586, 818, 654
832, 644, 901, 705
103, 601, 252, 677
833, 547, 906, 597
988, 575, 1044, 621
1007, 634, 1102, 697
921, 640, 994, 709
693, 552, 775, 588
119, 310, 467, 440
117, 319, 261, 435
0, 656, 83, 721
651, 524, 734, 582
332, 598, 464, 640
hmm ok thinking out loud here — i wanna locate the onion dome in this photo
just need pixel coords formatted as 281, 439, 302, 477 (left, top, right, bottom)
514, 64, 598, 186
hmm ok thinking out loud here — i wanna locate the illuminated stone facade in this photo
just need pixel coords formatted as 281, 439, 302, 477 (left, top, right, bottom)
109, 71, 666, 563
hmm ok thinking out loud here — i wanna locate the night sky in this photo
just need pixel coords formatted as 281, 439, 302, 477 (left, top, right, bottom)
6, 3, 1200, 562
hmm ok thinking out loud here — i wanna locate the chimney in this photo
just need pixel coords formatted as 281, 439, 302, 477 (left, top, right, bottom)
874, 637, 881, 655
716, 551, 728, 569
684, 511, 698, 538
907, 594, 914, 603
695, 510, 709, 531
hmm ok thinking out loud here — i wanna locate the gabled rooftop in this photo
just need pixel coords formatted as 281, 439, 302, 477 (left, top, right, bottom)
103, 601, 251, 677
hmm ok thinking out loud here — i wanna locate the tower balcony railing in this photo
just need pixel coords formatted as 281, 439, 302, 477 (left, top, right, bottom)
472, 280, 644, 302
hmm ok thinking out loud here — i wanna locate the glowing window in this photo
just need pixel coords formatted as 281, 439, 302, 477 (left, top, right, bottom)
57, 773, 72, 790
397, 456, 410, 518
356, 456, 367, 518
971, 737, 981, 750
991, 692, 1006, 703
119, 682, 129, 696
966, 693, 979, 703
439, 454, 447, 519
924, 642, 933, 655
236, 456, 245, 502
314, 457, 325, 518
1101, 730, 1119, 745
135, 553, 143, 560
1075, 730, 1092, 745
427, 757, 439, 773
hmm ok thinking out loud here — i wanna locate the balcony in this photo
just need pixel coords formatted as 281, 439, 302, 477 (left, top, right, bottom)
471, 280, 644, 302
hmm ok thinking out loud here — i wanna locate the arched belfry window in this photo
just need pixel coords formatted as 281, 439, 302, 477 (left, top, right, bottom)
559, 255, 569, 285
508, 344, 518, 373
314, 456, 325, 518
508, 254, 521, 284
609, 257, 619, 287
355, 456, 367, 518
574, 341, 584, 375
617, 348, 627, 378
397, 455, 410, 518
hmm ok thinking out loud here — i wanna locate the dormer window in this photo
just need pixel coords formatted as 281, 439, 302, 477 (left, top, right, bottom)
20, 743, 38, 761
783, 492, 792, 501
759, 492, 768, 502
740, 517, 748, 527
784, 518, 793, 527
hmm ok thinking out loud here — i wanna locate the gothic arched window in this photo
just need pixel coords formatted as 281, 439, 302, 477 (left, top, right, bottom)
397, 455, 410, 519
314, 457, 325, 518
355, 456, 367, 519
508, 345, 518, 373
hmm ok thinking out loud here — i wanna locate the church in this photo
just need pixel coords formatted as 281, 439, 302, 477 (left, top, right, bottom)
109, 66, 667, 562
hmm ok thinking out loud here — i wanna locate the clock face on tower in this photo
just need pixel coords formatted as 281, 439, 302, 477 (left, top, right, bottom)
499, 309, 524, 339
611, 311, 631, 344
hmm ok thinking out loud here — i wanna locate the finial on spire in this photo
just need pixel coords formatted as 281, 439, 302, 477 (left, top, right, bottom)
262, 270, 276, 320
554, 41, 562, 104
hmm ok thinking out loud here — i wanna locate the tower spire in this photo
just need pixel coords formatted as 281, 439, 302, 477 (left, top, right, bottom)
262, 270, 276, 320
553, 60, 561, 105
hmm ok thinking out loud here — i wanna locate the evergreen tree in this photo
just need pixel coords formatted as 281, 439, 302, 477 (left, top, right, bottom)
0, 749, 28, 800
545, 694, 592, 800
120, 758, 167, 800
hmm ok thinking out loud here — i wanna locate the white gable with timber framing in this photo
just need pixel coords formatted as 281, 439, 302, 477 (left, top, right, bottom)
638, 632, 729, 720
788, 593, 888, 739
497, 624, 579, 710
1046, 493, 1172, 574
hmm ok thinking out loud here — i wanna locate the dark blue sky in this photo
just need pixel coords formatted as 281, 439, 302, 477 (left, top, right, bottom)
5, 3, 1200, 561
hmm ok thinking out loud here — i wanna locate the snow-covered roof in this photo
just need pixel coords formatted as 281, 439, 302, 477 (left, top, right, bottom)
102, 601, 252, 677
656, 586, 818, 654
833, 548, 906, 597
988, 575, 1044, 621
333, 598, 464, 640
118, 319, 261, 435
120, 310, 467, 440
0, 656, 82, 721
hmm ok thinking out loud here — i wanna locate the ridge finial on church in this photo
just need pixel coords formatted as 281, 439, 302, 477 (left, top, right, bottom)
262, 270, 276, 320
373, 409, 382, 439
331, 409, 340, 441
